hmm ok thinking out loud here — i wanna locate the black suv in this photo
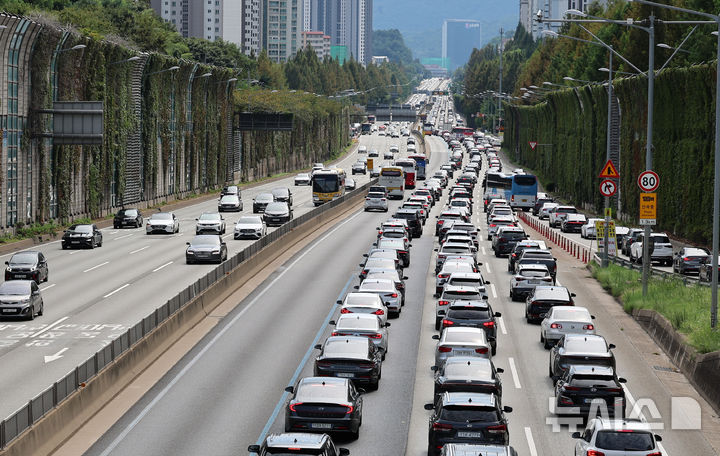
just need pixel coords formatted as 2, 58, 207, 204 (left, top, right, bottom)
113, 208, 143, 228
549, 334, 616, 382
432, 356, 503, 403
394, 208, 423, 238
249, 433, 349, 456
492, 227, 527, 257
525, 285, 575, 323
554, 365, 626, 417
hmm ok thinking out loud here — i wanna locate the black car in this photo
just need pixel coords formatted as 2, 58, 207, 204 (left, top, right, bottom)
515, 249, 558, 282
248, 433, 349, 456
61, 224, 103, 249
425, 392, 512, 456
113, 208, 143, 228
525, 285, 575, 323
439, 302, 501, 355
314, 336, 382, 389
285, 377, 363, 439
0, 280, 44, 320
253, 192, 275, 213
673, 247, 709, 275
492, 227, 527, 257
394, 208, 423, 238
554, 365, 626, 417
533, 196, 554, 216
264, 202, 294, 226
272, 187, 293, 207
621, 228, 645, 256
507, 241, 547, 272
549, 334, 616, 383
700, 257, 720, 282
432, 357, 503, 404
5, 251, 48, 283
185, 235, 228, 264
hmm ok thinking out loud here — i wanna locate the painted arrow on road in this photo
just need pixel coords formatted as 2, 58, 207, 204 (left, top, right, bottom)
44, 347, 68, 363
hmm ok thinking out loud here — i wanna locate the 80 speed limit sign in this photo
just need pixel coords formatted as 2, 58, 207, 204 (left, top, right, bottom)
637, 170, 659, 192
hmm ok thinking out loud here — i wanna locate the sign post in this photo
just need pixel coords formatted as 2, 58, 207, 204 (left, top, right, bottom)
638, 170, 659, 295
599, 160, 620, 267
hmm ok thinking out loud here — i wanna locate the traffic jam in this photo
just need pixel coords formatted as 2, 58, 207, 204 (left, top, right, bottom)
249, 124, 666, 455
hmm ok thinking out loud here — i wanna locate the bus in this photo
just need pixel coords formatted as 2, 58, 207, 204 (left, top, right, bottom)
408, 153, 427, 180
510, 174, 538, 211
484, 171, 513, 201
367, 114, 376, 124
394, 158, 417, 189
312, 169, 346, 206
451, 126, 474, 139
361, 122, 372, 135
379, 166, 404, 199
422, 122, 434, 136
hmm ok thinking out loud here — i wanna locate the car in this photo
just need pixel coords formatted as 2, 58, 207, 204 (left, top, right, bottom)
700, 257, 720, 282
561, 213, 588, 233
234, 215, 266, 239
253, 192, 275, 213
284, 377, 363, 439
510, 264, 553, 301
515, 249, 558, 282
540, 306, 596, 349
355, 278, 403, 317
248, 433, 349, 456
185, 235, 228, 264
492, 226, 527, 257
338, 292, 389, 326
344, 178, 356, 190
145, 213, 179, 235
432, 357, 503, 404
113, 208, 143, 228
314, 335, 382, 389
272, 187, 293, 206
264, 202, 293, 226
351, 161, 367, 175
394, 208, 423, 238
538, 202, 559, 220
448, 198, 472, 216
294, 173, 312, 186
195, 212, 225, 234
554, 365, 626, 417
368, 148, 379, 156
436, 210, 468, 237
364, 270, 407, 300
580, 218, 604, 239
358, 145, 367, 154
360, 255, 402, 278
436, 243, 477, 274
375, 237, 411, 266
368, 185, 388, 197
221, 185, 240, 196
572, 417, 663, 456
435, 261, 477, 294
548, 206, 578, 228
487, 216, 517, 241
444, 222, 479, 246
629, 233, 673, 265
439, 444, 518, 456
507, 240, 549, 272
673, 247, 709, 274
5, 251, 48, 283
383, 150, 394, 159
549, 334, 616, 382
533, 196, 554, 216
525, 285, 575, 323
218, 194, 243, 212
364, 192, 388, 212
439, 301, 501, 355
62, 224, 103, 248
0, 280, 44, 320
331, 313, 390, 356
444, 272, 489, 295
425, 392, 512, 455
369, 166, 381, 178
433, 326, 492, 368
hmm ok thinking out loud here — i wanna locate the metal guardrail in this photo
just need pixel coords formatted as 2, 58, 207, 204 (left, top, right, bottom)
595, 253, 710, 287
0, 180, 376, 449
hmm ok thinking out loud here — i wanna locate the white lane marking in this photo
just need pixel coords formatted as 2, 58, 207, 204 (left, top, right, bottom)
83, 261, 109, 273
490, 283, 497, 299
485, 263, 491, 274
40, 283, 56, 292
524, 426, 538, 456
152, 261, 173, 272
108, 230, 119, 234
104, 283, 130, 298
69, 250, 81, 255
30, 316, 69, 338
44, 347, 69, 363
129, 246, 149, 255
222, 234, 233, 240
498, 316, 507, 335
481, 247, 486, 256
114, 233, 133, 240
96, 209, 365, 456
622, 385, 671, 456
508, 357, 522, 389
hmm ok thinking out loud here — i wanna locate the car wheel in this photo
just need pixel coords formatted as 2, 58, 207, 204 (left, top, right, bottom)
98, 239, 102, 247
350, 428, 360, 440
38, 301, 44, 316
435, 317, 441, 331
494, 249, 500, 258
491, 345, 497, 356
43, 273, 49, 283
28, 306, 35, 321
549, 363, 554, 379
135, 221, 140, 228
62, 244, 67, 250
113, 224, 119, 229
90, 240, 95, 249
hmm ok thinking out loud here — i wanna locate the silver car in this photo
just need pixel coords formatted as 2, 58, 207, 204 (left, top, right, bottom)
432, 327, 491, 368
364, 192, 388, 212
234, 215, 266, 240
218, 194, 243, 212
444, 272, 489, 295
146, 212, 179, 234
294, 173, 311, 186
264, 202, 293, 227
195, 212, 225, 235
435, 261, 476, 294
332, 313, 389, 358
0, 280, 44, 320
356, 278, 403, 316
509, 264, 553, 301
540, 306, 596, 349
539, 202, 559, 220
436, 243, 476, 273
338, 292, 388, 325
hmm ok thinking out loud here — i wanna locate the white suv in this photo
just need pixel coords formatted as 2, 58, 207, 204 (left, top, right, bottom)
573, 418, 663, 456
548, 205, 578, 228
629, 232, 673, 266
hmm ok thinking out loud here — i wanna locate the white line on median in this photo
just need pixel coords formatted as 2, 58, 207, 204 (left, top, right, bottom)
498, 316, 507, 335
622, 385, 671, 456
524, 426, 538, 456
481, 247, 486, 256
152, 261, 173, 272
129, 246, 149, 254
83, 261, 109, 273
114, 233, 134, 240
31, 316, 69, 338
485, 263, 491, 274
508, 357, 522, 389
104, 283, 130, 298
40, 284, 55, 292
490, 283, 497, 299
222, 234, 233, 240
69, 250, 80, 255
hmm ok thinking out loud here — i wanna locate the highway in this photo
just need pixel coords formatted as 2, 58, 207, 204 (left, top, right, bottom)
0, 130, 414, 420
82, 121, 718, 456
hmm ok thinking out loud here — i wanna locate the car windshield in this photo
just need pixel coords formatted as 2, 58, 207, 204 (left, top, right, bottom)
256, 193, 274, 202
446, 308, 490, 319
265, 203, 288, 212
70, 224, 93, 232
444, 361, 492, 378
368, 192, 385, 198
296, 174, 309, 179
520, 270, 549, 278
444, 331, 485, 343
220, 195, 238, 203
595, 431, 654, 451
337, 317, 379, 330
118, 209, 138, 217
439, 406, 499, 422
199, 213, 220, 221
359, 281, 393, 292
0, 281, 30, 295
323, 339, 367, 358
266, 449, 324, 455
237, 216, 262, 225
9, 253, 38, 265
565, 338, 607, 353
378, 239, 403, 249
553, 308, 590, 321
272, 188, 289, 197
151, 213, 172, 221
441, 246, 471, 254
500, 232, 525, 240
443, 291, 482, 300
295, 382, 347, 402
569, 375, 617, 387
191, 235, 220, 247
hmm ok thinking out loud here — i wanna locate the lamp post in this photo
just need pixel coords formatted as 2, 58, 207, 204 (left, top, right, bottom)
657, 43, 691, 54
196, 72, 212, 190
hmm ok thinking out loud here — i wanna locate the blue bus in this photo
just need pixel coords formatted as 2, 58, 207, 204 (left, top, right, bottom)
408, 153, 427, 180
510, 174, 538, 211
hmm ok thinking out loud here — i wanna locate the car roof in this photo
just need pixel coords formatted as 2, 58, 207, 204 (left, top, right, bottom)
265, 433, 328, 449
684, 248, 709, 256
343, 293, 383, 305
442, 392, 497, 407
591, 417, 655, 432
533, 286, 570, 299
442, 444, 514, 456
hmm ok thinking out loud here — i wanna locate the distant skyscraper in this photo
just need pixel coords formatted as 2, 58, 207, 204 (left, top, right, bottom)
262, 0, 304, 62
442, 19, 482, 72
521, 0, 609, 39
306, 0, 372, 65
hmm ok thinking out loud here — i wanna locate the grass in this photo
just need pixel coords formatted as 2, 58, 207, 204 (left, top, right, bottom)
591, 262, 720, 354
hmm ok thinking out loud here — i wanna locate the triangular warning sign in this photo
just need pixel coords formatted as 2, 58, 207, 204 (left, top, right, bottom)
528, 141, 538, 150
599, 160, 619, 179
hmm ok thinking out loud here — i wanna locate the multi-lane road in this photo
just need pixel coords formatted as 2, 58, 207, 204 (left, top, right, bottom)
79, 126, 718, 456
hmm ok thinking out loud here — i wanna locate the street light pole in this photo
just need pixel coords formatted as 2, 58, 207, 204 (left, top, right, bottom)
603, 48, 613, 268
641, 14, 656, 296
498, 27, 503, 135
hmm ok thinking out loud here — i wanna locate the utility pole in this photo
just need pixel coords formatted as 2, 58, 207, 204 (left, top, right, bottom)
642, 14, 656, 296
498, 28, 504, 135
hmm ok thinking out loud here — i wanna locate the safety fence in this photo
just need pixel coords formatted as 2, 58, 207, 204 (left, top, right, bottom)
0, 180, 375, 449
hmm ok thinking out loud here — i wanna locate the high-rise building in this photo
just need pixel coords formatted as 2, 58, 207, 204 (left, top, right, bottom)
442, 19, 482, 72
306, 0, 372, 65
262, 0, 304, 63
521, 0, 609, 39
302, 31, 331, 60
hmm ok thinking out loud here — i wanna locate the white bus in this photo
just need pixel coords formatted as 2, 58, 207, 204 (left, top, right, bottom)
379, 166, 404, 199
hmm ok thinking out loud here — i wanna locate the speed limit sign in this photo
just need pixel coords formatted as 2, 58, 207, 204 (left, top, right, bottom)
637, 170, 659, 192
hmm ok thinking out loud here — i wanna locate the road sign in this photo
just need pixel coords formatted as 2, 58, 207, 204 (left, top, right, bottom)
639, 192, 657, 225
599, 160, 620, 179
637, 170, 659, 192
529, 141, 537, 150
596, 221, 617, 256
604, 207, 612, 217
599, 179, 618, 197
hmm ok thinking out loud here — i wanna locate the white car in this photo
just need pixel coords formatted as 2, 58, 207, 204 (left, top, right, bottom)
234, 215, 266, 240
146, 212, 179, 234
435, 260, 477, 294
548, 206, 578, 228
539, 202, 559, 220
581, 218, 604, 239
358, 145, 367, 154
540, 306, 595, 348
629, 233, 673, 266
338, 292, 388, 326
573, 418, 664, 456
294, 173, 311, 186
364, 192, 388, 212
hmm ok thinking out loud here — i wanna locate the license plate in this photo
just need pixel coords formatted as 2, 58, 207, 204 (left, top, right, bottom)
584, 398, 598, 404
2, 309, 15, 313
310, 423, 332, 429
15, 275, 26, 278
337, 373, 354, 378
528, 280, 541, 284
457, 431, 483, 438
71, 241, 79, 244
454, 350, 473, 355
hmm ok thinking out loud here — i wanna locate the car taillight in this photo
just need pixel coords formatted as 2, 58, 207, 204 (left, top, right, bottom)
487, 424, 506, 433
345, 405, 354, 414
512, 253, 517, 258
498, 237, 505, 242
438, 346, 452, 353
475, 347, 489, 354
551, 323, 562, 329
586, 451, 605, 456
563, 385, 581, 391
442, 319, 454, 327
390, 293, 398, 298
367, 333, 382, 339
438, 220, 444, 225
381, 198, 386, 201
432, 422, 453, 431
438, 273, 450, 279
289, 402, 304, 412
489, 224, 496, 227
511, 195, 515, 202
646, 452, 662, 456
683, 257, 690, 261
483, 321, 495, 327
340, 308, 352, 314
583, 324, 594, 330
373, 309, 385, 315
398, 250, 407, 255
438, 300, 449, 306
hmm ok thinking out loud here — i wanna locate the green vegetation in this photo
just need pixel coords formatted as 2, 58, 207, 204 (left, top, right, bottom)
372, 29, 413, 65
591, 263, 720, 354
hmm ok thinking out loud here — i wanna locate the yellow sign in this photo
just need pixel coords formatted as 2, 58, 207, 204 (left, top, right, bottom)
367, 158, 374, 171
639, 193, 657, 219
599, 160, 620, 179
595, 221, 605, 239
604, 207, 612, 217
